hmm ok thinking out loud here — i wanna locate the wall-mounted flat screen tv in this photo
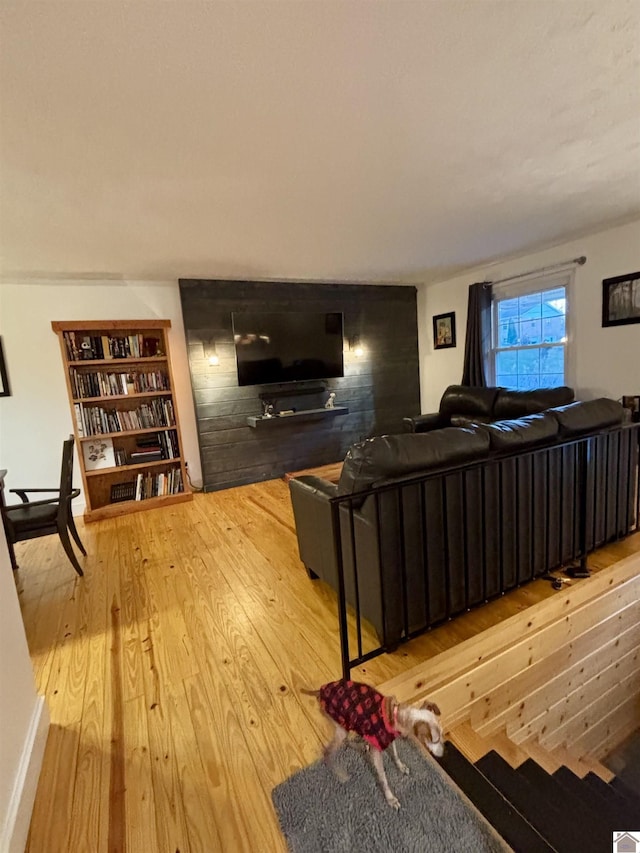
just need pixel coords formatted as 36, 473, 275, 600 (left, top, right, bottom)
232, 311, 344, 386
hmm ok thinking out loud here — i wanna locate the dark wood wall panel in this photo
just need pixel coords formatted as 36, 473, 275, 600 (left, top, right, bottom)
179, 279, 421, 491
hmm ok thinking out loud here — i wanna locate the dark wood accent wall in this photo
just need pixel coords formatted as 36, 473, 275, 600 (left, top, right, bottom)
179, 279, 421, 491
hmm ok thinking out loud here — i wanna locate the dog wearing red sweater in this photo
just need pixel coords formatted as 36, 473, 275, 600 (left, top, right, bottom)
302, 678, 444, 809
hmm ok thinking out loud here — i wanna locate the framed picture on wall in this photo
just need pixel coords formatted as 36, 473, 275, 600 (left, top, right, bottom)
433, 312, 456, 350
602, 271, 640, 327
0, 337, 10, 397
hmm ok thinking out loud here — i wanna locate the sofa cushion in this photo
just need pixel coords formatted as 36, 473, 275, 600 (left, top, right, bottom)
493, 386, 574, 419
338, 427, 491, 497
479, 412, 559, 451
439, 385, 500, 418
548, 398, 625, 436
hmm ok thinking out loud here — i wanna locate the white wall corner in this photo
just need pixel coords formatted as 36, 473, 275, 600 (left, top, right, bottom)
0, 696, 50, 853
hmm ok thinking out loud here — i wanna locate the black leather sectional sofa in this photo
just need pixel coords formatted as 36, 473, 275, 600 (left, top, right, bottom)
404, 384, 575, 432
289, 396, 639, 670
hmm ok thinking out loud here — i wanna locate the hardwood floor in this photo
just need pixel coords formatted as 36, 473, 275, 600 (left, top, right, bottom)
14, 480, 640, 853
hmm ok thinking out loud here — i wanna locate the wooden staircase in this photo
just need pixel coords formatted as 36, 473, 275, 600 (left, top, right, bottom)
379, 552, 640, 850
440, 741, 640, 853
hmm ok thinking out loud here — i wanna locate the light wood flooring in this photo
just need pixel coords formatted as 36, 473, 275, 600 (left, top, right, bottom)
14, 479, 640, 853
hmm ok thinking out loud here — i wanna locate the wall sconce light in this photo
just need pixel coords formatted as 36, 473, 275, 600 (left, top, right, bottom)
202, 340, 220, 367
350, 335, 364, 358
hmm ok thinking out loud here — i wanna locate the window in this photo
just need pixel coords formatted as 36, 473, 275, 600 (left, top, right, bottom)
491, 275, 571, 390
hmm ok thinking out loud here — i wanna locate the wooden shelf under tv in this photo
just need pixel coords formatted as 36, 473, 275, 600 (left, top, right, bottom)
247, 406, 349, 428
51, 319, 192, 521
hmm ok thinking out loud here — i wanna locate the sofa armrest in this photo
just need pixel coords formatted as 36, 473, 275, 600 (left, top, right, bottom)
404, 412, 449, 433
289, 475, 339, 499
288, 476, 339, 581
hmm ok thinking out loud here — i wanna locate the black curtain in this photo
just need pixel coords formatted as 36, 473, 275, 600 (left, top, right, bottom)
461, 282, 492, 387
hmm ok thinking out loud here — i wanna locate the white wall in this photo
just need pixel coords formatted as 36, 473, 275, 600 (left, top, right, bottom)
0, 526, 49, 853
0, 280, 202, 510
417, 219, 640, 413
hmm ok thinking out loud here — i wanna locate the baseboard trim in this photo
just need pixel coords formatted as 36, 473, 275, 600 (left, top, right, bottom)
0, 696, 50, 853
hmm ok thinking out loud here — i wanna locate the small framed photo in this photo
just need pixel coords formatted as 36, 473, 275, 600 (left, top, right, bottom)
602, 271, 640, 327
433, 311, 456, 350
0, 337, 10, 397
82, 437, 116, 471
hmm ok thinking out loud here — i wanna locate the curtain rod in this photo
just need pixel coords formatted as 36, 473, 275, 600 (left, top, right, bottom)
485, 255, 587, 287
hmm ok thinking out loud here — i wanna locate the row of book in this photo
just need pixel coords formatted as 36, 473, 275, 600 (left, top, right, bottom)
74, 398, 175, 436
109, 467, 184, 503
69, 368, 170, 399
128, 431, 179, 463
63, 331, 162, 361
110, 444, 178, 467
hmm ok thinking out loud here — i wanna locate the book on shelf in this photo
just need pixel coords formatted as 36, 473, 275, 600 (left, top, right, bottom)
110, 481, 136, 503
137, 434, 163, 448
101, 335, 113, 359
130, 451, 164, 463
74, 403, 85, 437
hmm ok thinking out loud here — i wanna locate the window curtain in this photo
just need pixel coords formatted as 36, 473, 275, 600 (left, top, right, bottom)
461, 282, 493, 387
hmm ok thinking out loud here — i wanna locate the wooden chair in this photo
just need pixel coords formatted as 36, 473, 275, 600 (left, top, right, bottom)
2, 435, 86, 576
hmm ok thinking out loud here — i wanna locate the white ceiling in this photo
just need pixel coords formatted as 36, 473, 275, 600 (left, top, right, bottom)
1, 0, 639, 283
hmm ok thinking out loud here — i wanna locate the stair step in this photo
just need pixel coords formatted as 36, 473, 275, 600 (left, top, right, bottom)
519, 739, 562, 774
438, 743, 554, 853
544, 742, 614, 781
554, 767, 630, 829
517, 759, 610, 848
583, 771, 621, 805
610, 776, 640, 812
476, 751, 600, 853
450, 721, 528, 767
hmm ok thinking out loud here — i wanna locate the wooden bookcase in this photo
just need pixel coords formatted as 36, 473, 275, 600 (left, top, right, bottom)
51, 319, 192, 522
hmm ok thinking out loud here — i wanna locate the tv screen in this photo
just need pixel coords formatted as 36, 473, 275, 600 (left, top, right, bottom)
232, 311, 344, 386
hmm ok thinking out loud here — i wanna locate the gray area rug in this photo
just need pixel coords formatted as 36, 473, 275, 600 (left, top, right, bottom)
272, 739, 508, 853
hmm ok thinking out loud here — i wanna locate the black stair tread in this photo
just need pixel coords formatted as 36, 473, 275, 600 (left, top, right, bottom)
583, 771, 620, 804
476, 751, 600, 853
439, 744, 555, 853
610, 776, 640, 812
552, 766, 628, 829
587, 772, 640, 814
607, 780, 640, 826
518, 759, 613, 847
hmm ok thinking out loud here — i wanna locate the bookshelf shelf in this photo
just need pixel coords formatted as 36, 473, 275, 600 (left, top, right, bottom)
67, 356, 168, 367
77, 425, 178, 441
52, 319, 192, 521
85, 491, 192, 522
84, 457, 183, 477
72, 390, 171, 403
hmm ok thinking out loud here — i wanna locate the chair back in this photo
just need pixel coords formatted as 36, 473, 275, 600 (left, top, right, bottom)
57, 435, 76, 524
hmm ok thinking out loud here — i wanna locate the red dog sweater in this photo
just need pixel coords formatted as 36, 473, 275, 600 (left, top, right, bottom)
319, 679, 400, 752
